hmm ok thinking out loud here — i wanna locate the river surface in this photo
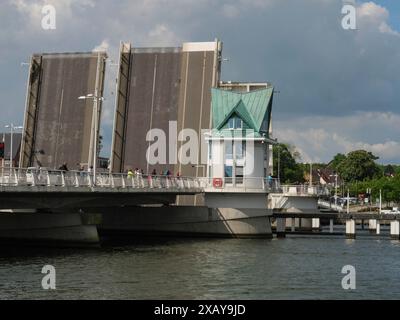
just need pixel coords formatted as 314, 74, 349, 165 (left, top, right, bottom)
1, 232, 400, 300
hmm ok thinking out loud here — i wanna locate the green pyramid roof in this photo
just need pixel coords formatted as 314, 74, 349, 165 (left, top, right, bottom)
211, 87, 274, 133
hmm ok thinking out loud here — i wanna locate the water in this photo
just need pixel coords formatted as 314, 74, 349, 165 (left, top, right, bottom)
1, 233, 400, 300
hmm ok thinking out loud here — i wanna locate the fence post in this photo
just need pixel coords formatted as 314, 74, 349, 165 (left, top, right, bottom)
75, 172, 79, 187
32, 170, 36, 187
61, 171, 66, 187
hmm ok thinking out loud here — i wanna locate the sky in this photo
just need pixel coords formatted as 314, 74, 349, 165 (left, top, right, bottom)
0, 0, 399, 164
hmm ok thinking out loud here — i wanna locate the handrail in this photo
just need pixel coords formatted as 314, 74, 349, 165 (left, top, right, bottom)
0, 167, 330, 196
0, 167, 202, 190
198, 177, 281, 192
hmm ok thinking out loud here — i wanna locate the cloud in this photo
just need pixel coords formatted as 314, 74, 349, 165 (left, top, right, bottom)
274, 112, 400, 163
221, 4, 240, 19
93, 39, 110, 52
358, 1, 400, 36
145, 24, 182, 47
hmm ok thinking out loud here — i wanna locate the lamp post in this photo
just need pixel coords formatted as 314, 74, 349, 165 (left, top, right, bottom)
78, 51, 106, 186
330, 173, 339, 208
78, 94, 104, 186
4, 124, 23, 171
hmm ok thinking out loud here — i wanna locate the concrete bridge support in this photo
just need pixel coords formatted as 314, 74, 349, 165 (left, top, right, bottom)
276, 218, 286, 238
346, 219, 356, 239
329, 218, 334, 233
312, 218, 320, 231
390, 220, 400, 240
0, 212, 99, 246
95, 206, 273, 239
369, 219, 377, 234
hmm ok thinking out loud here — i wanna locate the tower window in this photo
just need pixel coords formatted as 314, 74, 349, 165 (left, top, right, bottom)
225, 140, 233, 160
228, 116, 243, 129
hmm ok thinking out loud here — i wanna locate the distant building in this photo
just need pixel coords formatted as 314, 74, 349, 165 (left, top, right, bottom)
0, 133, 22, 168
305, 168, 343, 186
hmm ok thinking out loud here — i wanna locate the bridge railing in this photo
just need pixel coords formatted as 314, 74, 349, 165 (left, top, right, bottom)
196, 178, 329, 195
280, 184, 330, 196
196, 177, 281, 192
0, 167, 201, 190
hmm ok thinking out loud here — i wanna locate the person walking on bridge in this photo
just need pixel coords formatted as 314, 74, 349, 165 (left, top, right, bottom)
59, 162, 69, 172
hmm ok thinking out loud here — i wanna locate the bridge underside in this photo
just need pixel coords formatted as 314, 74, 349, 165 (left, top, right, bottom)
0, 187, 201, 209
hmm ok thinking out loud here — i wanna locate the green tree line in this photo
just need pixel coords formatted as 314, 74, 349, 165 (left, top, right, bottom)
273, 144, 400, 203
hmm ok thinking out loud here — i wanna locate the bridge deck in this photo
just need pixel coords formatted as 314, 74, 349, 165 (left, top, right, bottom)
273, 212, 400, 220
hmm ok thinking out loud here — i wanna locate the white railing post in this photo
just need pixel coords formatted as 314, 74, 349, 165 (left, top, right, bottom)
110, 174, 115, 188
88, 172, 93, 187
122, 175, 126, 188
13, 169, 18, 186
61, 171, 66, 187
129, 175, 133, 188
75, 172, 79, 187
32, 170, 36, 187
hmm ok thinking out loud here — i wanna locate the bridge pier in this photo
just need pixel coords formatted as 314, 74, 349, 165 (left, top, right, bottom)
376, 221, 381, 235
276, 218, 286, 238
369, 219, 377, 234
390, 220, 400, 240
291, 218, 295, 232
0, 212, 99, 247
312, 218, 320, 231
345, 219, 356, 239
329, 219, 334, 233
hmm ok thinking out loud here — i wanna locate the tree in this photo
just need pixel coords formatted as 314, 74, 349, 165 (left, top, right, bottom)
337, 150, 380, 182
273, 143, 304, 183
384, 164, 395, 177
329, 153, 346, 170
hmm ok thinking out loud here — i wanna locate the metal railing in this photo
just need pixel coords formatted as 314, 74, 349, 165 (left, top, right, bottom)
0, 167, 202, 190
197, 177, 281, 192
280, 184, 330, 196
0, 167, 330, 196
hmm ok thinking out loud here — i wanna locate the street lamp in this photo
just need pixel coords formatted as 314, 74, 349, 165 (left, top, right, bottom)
78, 94, 104, 186
4, 124, 23, 171
330, 172, 339, 208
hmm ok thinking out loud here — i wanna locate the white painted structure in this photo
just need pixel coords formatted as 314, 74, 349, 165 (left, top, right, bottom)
390, 220, 400, 240
346, 219, 356, 239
